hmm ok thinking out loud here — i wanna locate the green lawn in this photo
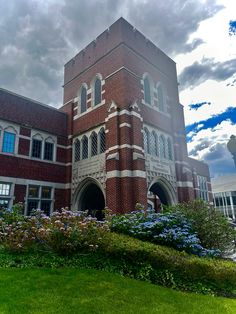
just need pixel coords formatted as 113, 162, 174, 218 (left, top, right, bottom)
0, 268, 235, 314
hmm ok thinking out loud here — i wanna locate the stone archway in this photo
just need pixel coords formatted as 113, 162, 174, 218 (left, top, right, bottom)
73, 178, 105, 220
148, 177, 177, 210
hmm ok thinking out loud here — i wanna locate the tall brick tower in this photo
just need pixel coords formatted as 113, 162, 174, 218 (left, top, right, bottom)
61, 18, 211, 214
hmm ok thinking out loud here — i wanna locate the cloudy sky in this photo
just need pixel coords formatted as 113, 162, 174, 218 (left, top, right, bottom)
0, 0, 235, 178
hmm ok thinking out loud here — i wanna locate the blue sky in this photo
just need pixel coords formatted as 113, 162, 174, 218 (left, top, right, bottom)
0, 0, 235, 178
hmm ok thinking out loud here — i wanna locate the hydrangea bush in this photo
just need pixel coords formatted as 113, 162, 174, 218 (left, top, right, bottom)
0, 208, 109, 254
111, 209, 220, 257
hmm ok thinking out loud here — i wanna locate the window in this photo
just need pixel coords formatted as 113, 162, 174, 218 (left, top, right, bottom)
160, 135, 166, 158
0, 199, 9, 209
74, 140, 80, 162
44, 142, 54, 161
197, 176, 208, 201
91, 132, 98, 156
82, 136, 88, 159
150, 131, 158, 156
94, 78, 102, 106
99, 128, 106, 153
0, 182, 11, 210
27, 185, 53, 216
157, 84, 164, 111
167, 138, 173, 160
0, 183, 11, 196
32, 139, 42, 158
144, 77, 151, 105
143, 128, 150, 154
80, 86, 87, 113
2, 131, 15, 153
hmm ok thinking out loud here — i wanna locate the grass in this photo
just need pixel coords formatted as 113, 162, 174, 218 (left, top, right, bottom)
0, 268, 235, 314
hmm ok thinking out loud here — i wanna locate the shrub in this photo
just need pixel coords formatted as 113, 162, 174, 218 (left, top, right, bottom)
168, 199, 236, 253
111, 209, 220, 257
0, 208, 109, 254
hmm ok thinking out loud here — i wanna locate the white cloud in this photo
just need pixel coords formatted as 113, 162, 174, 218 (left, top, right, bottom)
188, 120, 236, 177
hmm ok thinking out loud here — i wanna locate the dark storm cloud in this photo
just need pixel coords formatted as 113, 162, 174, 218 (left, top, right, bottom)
179, 57, 236, 90
0, 0, 224, 105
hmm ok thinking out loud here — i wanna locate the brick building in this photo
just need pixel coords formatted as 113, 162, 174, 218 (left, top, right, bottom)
0, 18, 212, 215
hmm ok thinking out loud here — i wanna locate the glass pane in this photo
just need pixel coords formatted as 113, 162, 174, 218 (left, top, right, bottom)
40, 200, 51, 216
144, 78, 151, 104
74, 140, 80, 162
167, 138, 173, 160
0, 199, 9, 209
157, 85, 164, 111
2, 132, 15, 153
82, 136, 88, 159
28, 186, 39, 198
94, 78, 102, 106
27, 200, 39, 215
160, 136, 166, 158
99, 129, 106, 153
91, 133, 98, 156
32, 139, 42, 158
143, 129, 149, 154
0, 183, 11, 196
44, 142, 54, 161
41, 187, 51, 199
81, 87, 87, 113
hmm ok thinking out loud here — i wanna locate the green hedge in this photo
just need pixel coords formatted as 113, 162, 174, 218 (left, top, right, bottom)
0, 232, 235, 297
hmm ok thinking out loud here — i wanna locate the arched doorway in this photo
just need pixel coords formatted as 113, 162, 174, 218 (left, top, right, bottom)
73, 178, 105, 220
148, 177, 177, 211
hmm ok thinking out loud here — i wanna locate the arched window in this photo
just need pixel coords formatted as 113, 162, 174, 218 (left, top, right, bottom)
91, 132, 98, 156
157, 84, 164, 111
150, 131, 158, 156
167, 138, 173, 160
160, 135, 166, 158
44, 137, 54, 161
82, 136, 88, 159
74, 140, 80, 162
99, 128, 106, 153
94, 77, 102, 106
144, 77, 151, 105
143, 128, 150, 154
80, 86, 87, 113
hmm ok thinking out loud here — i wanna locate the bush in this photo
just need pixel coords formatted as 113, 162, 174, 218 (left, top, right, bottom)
0, 232, 235, 297
111, 209, 220, 257
0, 208, 109, 254
168, 199, 236, 253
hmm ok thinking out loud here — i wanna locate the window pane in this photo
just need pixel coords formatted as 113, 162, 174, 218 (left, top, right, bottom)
94, 78, 102, 106
144, 78, 151, 104
157, 85, 164, 111
0, 199, 9, 209
44, 142, 54, 161
74, 140, 80, 162
28, 186, 39, 198
81, 87, 87, 113
91, 133, 98, 156
99, 129, 106, 153
2, 132, 15, 153
27, 200, 39, 215
41, 187, 52, 199
41, 200, 51, 216
150, 132, 158, 156
82, 136, 88, 159
160, 136, 166, 158
167, 138, 173, 160
0, 183, 11, 196
143, 129, 149, 154
32, 139, 42, 158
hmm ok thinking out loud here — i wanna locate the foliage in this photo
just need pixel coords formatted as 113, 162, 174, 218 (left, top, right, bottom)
0, 208, 109, 254
111, 208, 220, 257
0, 233, 235, 297
168, 199, 236, 253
